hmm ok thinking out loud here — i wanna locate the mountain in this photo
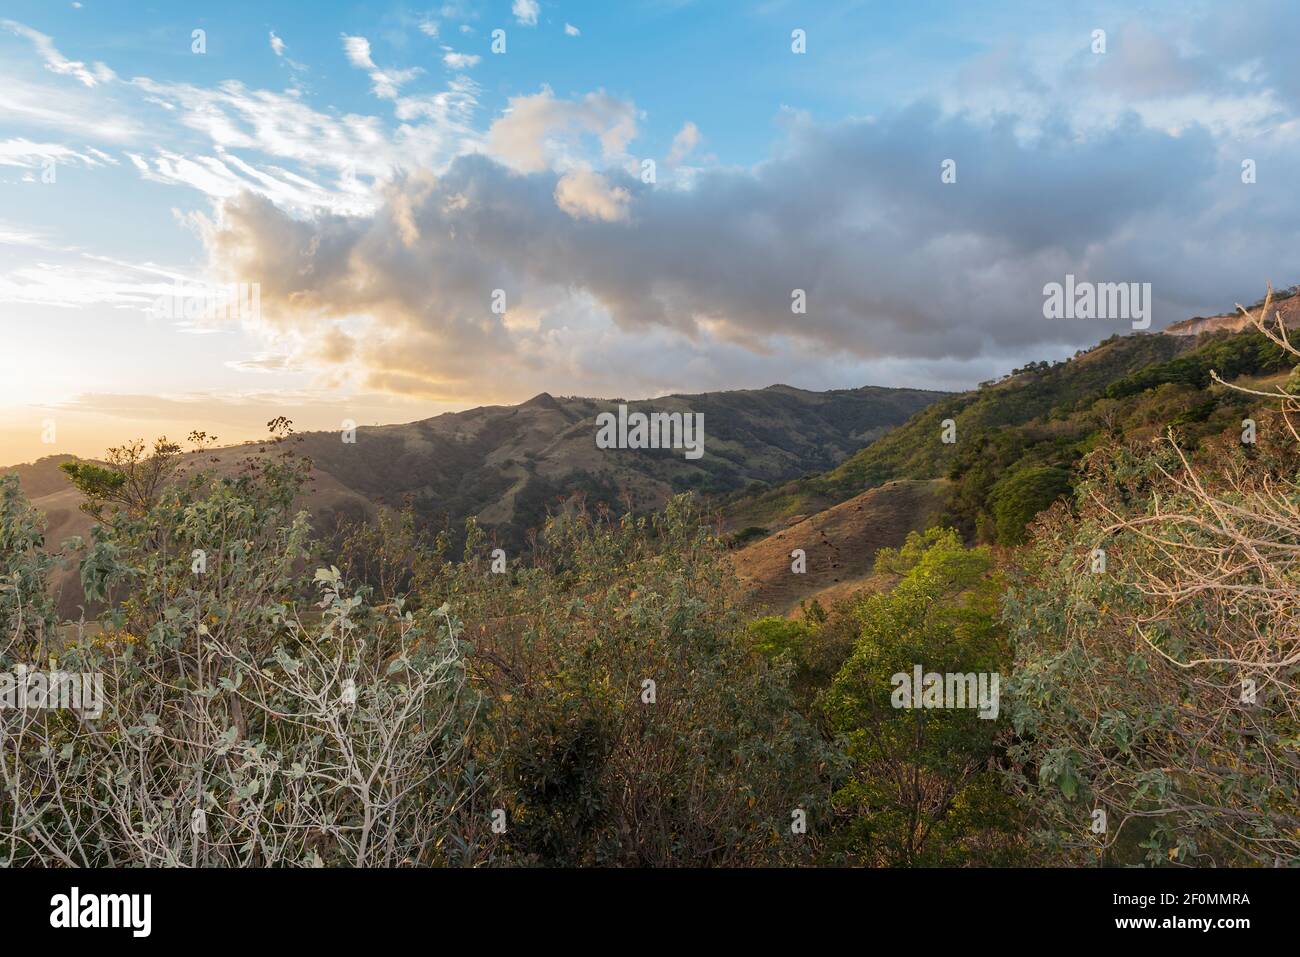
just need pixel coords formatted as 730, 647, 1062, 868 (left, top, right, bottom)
5, 383, 948, 617
722, 311, 1299, 613
283, 384, 948, 543
15, 289, 1296, 622
722, 333, 1192, 531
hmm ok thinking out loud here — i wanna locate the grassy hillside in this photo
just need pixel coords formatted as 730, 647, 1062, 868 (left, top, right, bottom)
731, 477, 949, 614
274, 383, 949, 547
724, 328, 1295, 544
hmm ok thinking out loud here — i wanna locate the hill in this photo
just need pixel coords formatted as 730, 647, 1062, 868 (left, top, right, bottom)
5, 384, 947, 617
1165, 286, 1300, 337
723, 321, 1296, 561
731, 478, 949, 615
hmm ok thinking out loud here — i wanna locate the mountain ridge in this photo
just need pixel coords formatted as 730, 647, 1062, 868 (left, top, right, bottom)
6, 382, 949, 617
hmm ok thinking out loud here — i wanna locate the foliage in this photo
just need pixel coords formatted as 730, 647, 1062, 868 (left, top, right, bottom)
331, 504, 443, 606
987, 466, 1073, 546
59, 435, 208, 524
1004, 428, 1300, 866
431, 495, 834, 866
728, 525, 769, 548
5, 442, 831, 867
0, 474, 60, 651
820, 529, 1028, 865
1004, 291, 1300, 867
2, 434, 484, 867
727, 329, 1286, 543
747, 599, 855, 713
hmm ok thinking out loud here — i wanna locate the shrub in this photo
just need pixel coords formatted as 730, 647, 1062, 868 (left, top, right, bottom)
440, 495, 833, 866
2, 438, 485, 867
1003, 289, 1300, 866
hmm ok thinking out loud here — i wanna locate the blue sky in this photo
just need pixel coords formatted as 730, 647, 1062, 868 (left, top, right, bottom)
2, 0, 1299, 462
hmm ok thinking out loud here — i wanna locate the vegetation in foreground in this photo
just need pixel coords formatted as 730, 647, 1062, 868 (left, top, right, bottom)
3, 294, 1299, 867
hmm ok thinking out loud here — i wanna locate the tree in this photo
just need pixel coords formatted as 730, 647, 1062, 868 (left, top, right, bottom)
821, 529, 1027, 865
987, 466, 1073, 546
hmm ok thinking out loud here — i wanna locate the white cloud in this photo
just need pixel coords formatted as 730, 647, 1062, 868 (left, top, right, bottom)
486, 87, 638, 174
565, 24, 580, 37
198, 97, 1300, 405
341, 34, 422, 99
0, 137, 117, 168
269, 31, 286, 57
123, 74, 480, 213
342, 34, 375, 69
0, 255, 187, 312
9, 7, 1300, 410
418, 19, 439, 37
442, 51, 480, 69
0, 73, 141, 141
512, 0, 540, 27
1, 19, 114, 88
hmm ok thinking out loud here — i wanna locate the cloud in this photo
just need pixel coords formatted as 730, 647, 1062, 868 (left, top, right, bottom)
486, 87, 638, 173
342, 34, 375, 69
442, 51, 480, 69
565, 23, 580, 37
1, 19, 114, 88
554, 168, 631, 222
0, 19, 483, 216
512, 0, 540, 27
8, 6, 1300, 412
342, 34, 421, 98
0, 137, 118, 169
667, 120, 700, 164
199, 94, 1300, 406
120, 72, 479, 213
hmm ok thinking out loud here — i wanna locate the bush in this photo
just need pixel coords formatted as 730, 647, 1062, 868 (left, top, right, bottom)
5, 436, 830, 868
2, 439, 485, 867
440, 495, 833, 866
1003, 427, 1300, 866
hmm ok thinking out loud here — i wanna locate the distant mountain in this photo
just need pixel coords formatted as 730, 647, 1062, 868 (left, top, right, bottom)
285, 384, 948, 542
19, 285, 1296, 623
5, 383, 948, 617
722, 333, 1191, 532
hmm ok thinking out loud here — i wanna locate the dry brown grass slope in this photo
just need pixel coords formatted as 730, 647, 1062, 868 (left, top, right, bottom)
731, 478, 950, 616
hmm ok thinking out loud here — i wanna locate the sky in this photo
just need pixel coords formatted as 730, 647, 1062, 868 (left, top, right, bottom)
2, 0, 1299, 464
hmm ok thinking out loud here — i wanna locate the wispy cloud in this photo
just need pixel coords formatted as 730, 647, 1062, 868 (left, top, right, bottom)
0, 18, 114, 87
